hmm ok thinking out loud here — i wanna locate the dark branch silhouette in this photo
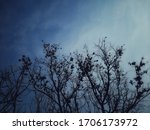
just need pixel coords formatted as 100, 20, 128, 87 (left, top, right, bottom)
0, 38, 150, 112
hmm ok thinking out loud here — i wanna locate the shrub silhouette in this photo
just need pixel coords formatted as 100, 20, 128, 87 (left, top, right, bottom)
0, 39, 150, 112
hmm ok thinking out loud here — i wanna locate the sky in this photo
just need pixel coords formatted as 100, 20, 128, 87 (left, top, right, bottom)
0, 0, 150, 70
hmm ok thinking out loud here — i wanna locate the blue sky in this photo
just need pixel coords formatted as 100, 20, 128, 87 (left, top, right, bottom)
0, 0, 150, 69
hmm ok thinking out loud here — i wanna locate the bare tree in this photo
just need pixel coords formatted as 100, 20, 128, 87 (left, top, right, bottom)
0, 65, 30, 112
0, 39, 150, 112
22, 43, 85, 112
75, 38, 150, 112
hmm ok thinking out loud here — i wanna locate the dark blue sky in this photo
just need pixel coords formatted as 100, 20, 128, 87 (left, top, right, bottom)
0, 0, 150, 69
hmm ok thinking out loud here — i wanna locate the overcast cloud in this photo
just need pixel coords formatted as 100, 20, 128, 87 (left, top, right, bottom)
0, 0, 150, 69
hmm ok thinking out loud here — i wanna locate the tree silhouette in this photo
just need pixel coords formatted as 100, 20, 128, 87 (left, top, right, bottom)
75, 38, 150, 112
0, 65, 30, 112
0, 39, 150, 112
